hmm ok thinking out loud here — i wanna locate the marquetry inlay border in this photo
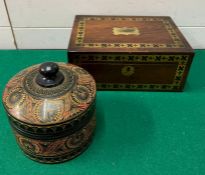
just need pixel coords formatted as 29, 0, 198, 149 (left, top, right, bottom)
72, 54, 189, 90
75, 16, 185, 49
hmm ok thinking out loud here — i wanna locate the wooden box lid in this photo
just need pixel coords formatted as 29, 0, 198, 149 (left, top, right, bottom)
68, 15, 193, 53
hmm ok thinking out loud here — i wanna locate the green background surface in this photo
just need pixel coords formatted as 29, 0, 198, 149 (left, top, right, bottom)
0, 50, 205, 175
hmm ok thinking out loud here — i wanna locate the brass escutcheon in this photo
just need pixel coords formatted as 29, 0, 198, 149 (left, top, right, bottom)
121, 66, 135, 76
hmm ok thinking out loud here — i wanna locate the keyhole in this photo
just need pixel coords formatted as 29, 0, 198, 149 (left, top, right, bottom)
121, 66, 135, 76
126, 67, 131, 72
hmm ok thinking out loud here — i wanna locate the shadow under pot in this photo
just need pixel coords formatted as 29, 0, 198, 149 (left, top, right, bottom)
2, 62, 96, 164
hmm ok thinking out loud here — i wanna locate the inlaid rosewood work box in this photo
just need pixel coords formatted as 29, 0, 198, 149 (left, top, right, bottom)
68, 15, 194, 91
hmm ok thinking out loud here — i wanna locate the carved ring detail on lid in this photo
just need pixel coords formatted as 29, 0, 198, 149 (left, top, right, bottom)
23, 67, 76, 98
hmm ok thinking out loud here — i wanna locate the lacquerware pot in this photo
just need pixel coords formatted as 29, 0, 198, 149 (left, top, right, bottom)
2, 62, 96, 163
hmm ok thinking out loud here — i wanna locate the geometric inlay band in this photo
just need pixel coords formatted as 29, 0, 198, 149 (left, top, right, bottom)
75, 16, 185, 48
72, 54, 189, 91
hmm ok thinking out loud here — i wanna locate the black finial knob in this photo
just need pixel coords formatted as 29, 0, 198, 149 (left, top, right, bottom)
36, 62, 64, 87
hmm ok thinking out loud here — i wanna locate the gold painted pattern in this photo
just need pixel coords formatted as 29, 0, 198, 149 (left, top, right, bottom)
75, 16, 185, 48
3, 63, 96, 125
8, 103, 95, 136
15, 116, 96, 163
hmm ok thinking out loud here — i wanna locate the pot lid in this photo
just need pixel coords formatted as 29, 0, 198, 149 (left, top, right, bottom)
2, 62, 96, 125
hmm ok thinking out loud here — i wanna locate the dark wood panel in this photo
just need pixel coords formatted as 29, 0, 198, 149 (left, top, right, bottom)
78, 63, 178, 84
